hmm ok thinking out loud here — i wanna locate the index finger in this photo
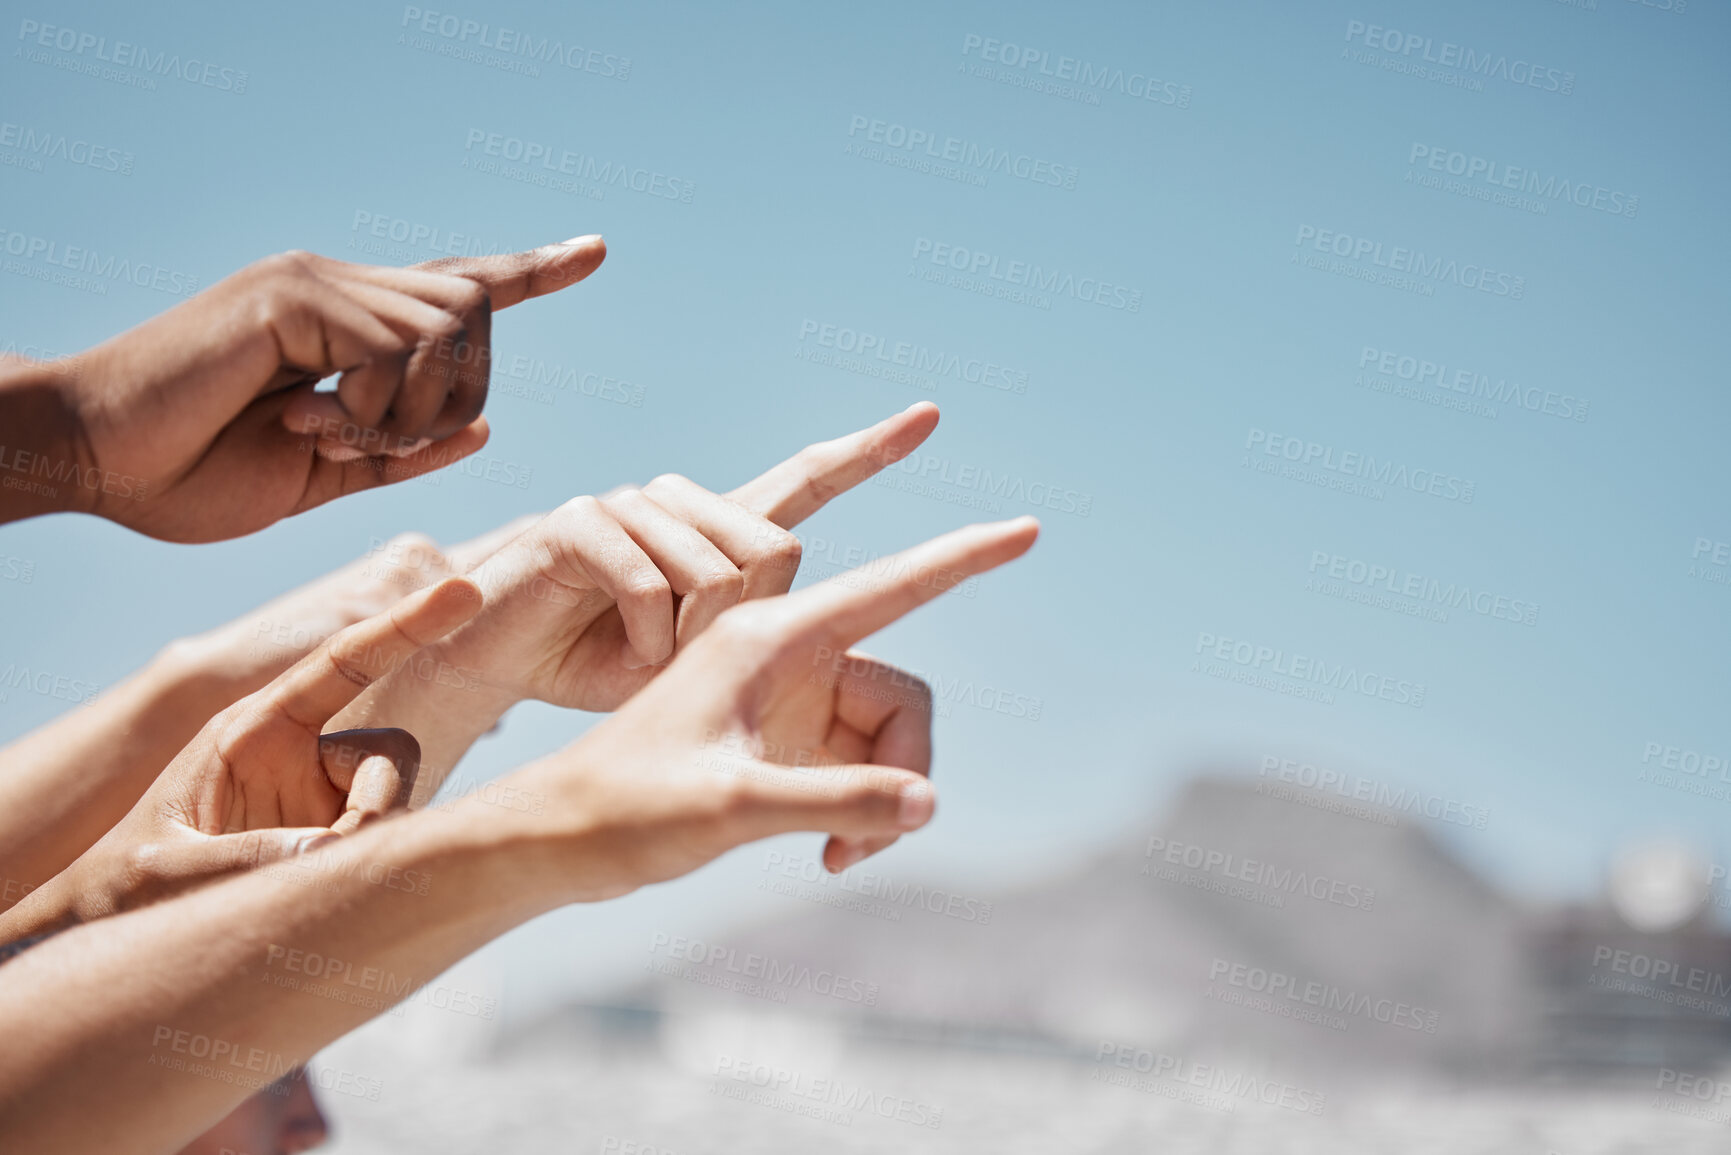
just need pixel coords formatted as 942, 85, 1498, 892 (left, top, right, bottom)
412, 234, 606, 310
779, 517, 1039, 647
727, 402, 940, 529
264, 577, 482, 730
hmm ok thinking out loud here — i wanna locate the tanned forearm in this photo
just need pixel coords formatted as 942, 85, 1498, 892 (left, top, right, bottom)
0, 798, 557, 1155
0, 643, 256, 908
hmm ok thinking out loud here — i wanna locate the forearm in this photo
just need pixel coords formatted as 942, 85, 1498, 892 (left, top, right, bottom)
0, 643, 254, 905
0, 358, 94, 525
0, 799, 558, 1154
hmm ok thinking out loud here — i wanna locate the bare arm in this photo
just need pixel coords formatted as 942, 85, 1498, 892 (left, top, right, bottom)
0, 517, 1037, 1154
0, 530, 496, 905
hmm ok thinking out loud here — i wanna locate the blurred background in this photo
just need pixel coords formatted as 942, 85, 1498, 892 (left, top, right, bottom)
2, 0, 1728, 1149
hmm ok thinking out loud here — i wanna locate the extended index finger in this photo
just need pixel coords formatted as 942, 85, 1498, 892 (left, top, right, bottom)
412, 234, 607, 310
265, 577, 482, 730
779, 517, 1039, 647
727, 402, 940, 529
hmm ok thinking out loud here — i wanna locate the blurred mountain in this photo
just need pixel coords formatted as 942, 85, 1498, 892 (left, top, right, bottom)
514, 774, 1541, 1077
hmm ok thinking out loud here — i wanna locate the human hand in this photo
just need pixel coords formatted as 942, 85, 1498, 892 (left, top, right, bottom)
423, 403, 942, 715
498, 516, 1039, 898
21, 237, 605, 542
2, 578, 481, 934
175, 519, 536, 703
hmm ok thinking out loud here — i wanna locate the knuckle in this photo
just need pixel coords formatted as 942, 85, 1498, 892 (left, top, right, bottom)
384, 531, 444, 568
693, 565, 745, 603
262, 249, 318, 277
450, 277, 490, 314
599, 487, 642, 513
755, 527, 803, 573
620, 571, 672, 605
425, 308, 465, 338
646, 472, 689, 491
324, 648, 376, 691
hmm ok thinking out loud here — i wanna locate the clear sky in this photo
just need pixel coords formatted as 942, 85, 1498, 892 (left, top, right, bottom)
2, 0, 1728, 1016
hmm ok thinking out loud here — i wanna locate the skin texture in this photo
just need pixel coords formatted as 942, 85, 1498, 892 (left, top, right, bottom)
0, 579, 483, 942
0, 516, 1038, 1155
0, 237, 606, 542
333, 403, 946, 871
0, 406, 939, 936
0, 523, 518, 907
175, 1071, 327, 1155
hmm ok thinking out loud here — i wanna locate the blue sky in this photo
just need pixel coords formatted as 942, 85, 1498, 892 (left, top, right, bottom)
2, 0, 1728, 1013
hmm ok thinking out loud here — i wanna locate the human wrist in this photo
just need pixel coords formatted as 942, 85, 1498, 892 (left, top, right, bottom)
377, 796, 572, 924
0, 358, 96, 521
147, 633, 266, 723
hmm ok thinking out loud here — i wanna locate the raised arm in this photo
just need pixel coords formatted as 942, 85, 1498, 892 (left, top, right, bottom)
0, 517, 1037, 1153
328, 404, 942, 815
0, 237, 605, 542
0, 528, 511, 907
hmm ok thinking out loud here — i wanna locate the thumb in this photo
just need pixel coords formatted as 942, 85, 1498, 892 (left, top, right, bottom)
727, 761, 937, 849
413, 234, 606, 310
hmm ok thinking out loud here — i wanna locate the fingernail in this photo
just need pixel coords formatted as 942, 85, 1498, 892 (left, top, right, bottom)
897, 781, 934, 829
560, 233, 602, 246
316, 444, 367, 464
295, 833, 339, 855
